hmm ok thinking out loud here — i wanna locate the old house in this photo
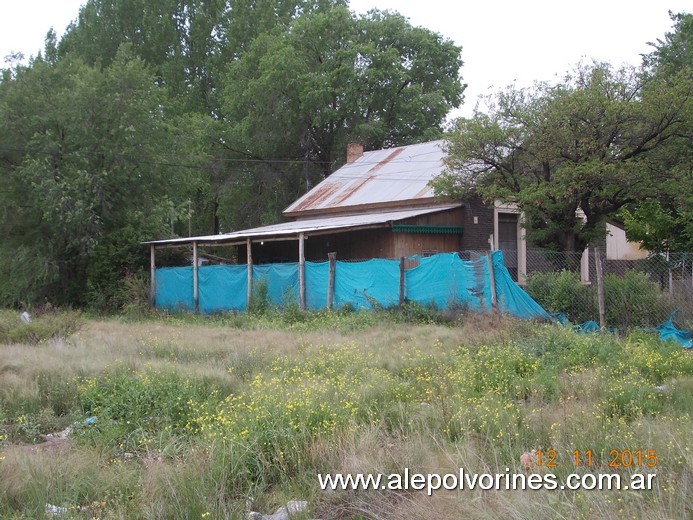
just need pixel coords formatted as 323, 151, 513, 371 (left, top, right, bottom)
146, 139, 647, 281
146, 140, 511, 265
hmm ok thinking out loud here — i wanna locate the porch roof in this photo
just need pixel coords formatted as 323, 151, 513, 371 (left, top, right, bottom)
143, 204, 462, 247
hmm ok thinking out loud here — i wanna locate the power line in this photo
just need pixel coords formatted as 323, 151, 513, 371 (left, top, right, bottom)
0, 145, 451, 182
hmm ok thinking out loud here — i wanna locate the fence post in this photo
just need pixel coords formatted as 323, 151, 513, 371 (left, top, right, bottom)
246, 238, 253, 310
487, 251, 498, 313
594, 247, 606, 329
327, 252, 336, 309
298, 233, 306, 310
667, 251, 673, 296
149, 244, 156, 307
399, 257, 405, 309
193, 241, 199, 313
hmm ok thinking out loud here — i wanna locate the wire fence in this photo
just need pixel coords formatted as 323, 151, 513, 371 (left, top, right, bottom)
514, 248, 692, 330
157, 245, 692, 330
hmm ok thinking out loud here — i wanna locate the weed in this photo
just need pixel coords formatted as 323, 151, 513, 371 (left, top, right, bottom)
0, 315, 690, 518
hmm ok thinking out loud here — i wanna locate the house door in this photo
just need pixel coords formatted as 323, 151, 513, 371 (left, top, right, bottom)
498, 212, 519, 281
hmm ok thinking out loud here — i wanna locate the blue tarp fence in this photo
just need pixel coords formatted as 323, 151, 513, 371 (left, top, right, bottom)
155, 251, 544, 318
155, 250, 691, 347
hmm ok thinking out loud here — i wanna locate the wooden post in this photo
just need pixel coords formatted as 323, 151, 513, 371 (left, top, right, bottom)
149, 244, 156, 307
487, 251, 498, 313
398, 257, 406, 309
327, 252, 336, 309
298, 233, 306, 310
594, 247, 606, 329
667, 251, 673, 296
246, 238, 253, 310
192, 241, 199, 313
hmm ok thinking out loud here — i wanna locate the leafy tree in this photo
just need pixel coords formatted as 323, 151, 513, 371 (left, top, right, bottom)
0, 0, 465, 307
216, 5, 464, 228
435, 60, 691, 252
0, 49, 190, 306
57, 0, 345, 114
620, 12, 693, 252
644, 11, 692, 74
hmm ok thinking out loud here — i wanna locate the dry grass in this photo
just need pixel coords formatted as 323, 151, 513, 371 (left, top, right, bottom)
0, 314, 691, 519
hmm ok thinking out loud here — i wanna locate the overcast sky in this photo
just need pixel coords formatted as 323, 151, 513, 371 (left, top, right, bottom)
2, 0, 690, 117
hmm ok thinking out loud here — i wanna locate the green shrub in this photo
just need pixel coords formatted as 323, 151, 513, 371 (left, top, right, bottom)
0, 309, 82, 344
114, 273, 151, 317
248, 278, 269, 315
525, 269, 672, 328
603, 270, 671, 328
78, 366, 223, 452
525, 270, 596, 323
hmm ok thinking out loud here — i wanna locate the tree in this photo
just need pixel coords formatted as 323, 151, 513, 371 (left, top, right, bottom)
0, 48, 191, 306
55, 0, 355, 233
0, 0, 465, 307
434, 60, 691, 252
216, 5, 464, 228
620, 12, 693, 252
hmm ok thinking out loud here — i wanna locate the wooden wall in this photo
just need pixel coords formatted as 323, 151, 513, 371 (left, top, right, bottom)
236, 204, 497, 264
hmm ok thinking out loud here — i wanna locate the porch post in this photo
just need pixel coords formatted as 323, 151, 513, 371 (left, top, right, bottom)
246, 238, 253, 310
398, 257, 405, 309
327, 252, 336, 309
149, 244, 156, 307
298, 233, 306, 310
192, 241, 199, 313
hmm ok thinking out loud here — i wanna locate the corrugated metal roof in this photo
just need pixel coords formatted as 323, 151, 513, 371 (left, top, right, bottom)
284, 140, 446, 215
144, 204, 461, 246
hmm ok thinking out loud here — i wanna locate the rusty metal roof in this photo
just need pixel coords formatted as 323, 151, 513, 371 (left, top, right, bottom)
144, 204, 461, 246
284, 140, 446, 216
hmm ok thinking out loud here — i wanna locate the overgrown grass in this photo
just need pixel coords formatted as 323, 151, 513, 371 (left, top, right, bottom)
0, 312, 691, 519
0, 309, 82, 344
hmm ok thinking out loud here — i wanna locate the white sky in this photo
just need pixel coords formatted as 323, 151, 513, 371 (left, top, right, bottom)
2, 0, 690, 117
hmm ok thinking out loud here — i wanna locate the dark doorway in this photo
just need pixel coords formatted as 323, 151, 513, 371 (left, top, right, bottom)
498, 212, 519, 281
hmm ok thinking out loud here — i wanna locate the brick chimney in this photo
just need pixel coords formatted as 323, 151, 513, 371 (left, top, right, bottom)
346, 142, 364, 163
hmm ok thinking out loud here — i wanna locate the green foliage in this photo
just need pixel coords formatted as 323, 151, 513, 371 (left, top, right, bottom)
1, 317, 692, 517
525, 269, 672, 328
620, 200, 689, 254
111, 273, 151, 317
248, 278, 270, 315
78, 366, 222, 454
0, 0, 466, 307
0, 309, 82, 344
216, 5, 463, 228
524, 271, 596, 324
0, 50, 194, 307
437, 56, 692, 252
603, 271, 669, 328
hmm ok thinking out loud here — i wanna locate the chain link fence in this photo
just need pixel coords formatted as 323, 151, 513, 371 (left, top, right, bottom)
514, 248, 692, 330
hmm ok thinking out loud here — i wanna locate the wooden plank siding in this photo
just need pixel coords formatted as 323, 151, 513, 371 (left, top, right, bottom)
223, 200, 499, 265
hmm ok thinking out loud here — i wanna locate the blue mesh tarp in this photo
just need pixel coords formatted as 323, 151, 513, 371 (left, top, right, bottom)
306, 261, 329, 310
155, 267, 194, 312
406, 253, 492, 311
644, 311, 692, 349
252, 263, 298, 307
155, 251, 549, 319
198, 265, 247, 313
492, 250, 553, 320
333, 259, 400, 309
